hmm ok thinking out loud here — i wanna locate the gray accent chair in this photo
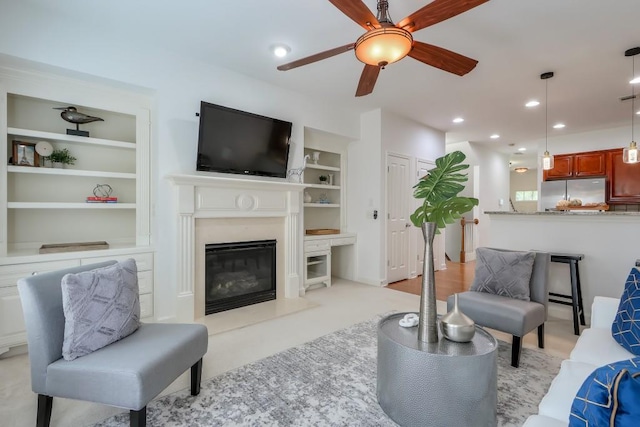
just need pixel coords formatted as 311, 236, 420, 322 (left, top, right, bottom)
446, 249, 550, 368
18, 261, 209, 427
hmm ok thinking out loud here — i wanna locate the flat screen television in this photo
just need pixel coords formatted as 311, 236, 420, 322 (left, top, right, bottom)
196, 101, 292, 178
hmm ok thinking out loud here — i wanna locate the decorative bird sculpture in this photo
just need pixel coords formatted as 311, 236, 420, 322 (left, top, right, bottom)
53, 106, 104, 137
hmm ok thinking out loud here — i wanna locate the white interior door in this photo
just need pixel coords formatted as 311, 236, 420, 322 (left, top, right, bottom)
387, 154, 411, 283
416, 159, 446, 272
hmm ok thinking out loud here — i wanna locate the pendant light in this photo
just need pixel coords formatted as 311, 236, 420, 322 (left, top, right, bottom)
623, 47, 640, 164
540, 72, 555, 170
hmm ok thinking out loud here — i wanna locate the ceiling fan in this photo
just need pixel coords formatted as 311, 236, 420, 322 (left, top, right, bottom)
277, 0, 490, 97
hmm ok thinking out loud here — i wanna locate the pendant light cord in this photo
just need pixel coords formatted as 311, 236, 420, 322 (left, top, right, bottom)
545, 77, 549, 151
632, 56, 636, 143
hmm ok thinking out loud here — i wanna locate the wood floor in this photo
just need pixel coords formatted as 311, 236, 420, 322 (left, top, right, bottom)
386, 260, 476, 301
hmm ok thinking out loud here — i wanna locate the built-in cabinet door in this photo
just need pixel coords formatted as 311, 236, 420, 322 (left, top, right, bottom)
574, 152, 606, 177
544, 154, 573, 180
607, 149, 640, 204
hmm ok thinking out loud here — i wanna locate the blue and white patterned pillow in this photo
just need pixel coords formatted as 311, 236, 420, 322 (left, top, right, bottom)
569, 357, 640, 427
612, 267, 640, 355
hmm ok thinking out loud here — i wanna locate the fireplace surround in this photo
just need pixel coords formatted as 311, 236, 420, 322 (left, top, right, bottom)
168, 173, 305, 322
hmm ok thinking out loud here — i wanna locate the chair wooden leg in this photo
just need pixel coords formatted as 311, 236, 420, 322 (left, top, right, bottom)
130, 406, 146, 427
191, 358, 203, 396
36, 394, 53, 427
511, 336, 522, 368
538, 324, 545, 349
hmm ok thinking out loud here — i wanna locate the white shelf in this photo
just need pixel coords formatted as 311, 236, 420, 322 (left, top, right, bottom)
8, 202, 136, 209
305, 163, 340, 172
304, 203, 340, 208
306, 260, 324, 266
7, 166, 136, 179
8, 127, 136, 149
305, 184, 341, 190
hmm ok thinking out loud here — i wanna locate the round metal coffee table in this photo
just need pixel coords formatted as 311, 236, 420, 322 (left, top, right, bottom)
377, 312, 498, 427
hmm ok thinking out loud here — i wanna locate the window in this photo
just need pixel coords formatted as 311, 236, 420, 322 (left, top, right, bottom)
515, 190, 538, 201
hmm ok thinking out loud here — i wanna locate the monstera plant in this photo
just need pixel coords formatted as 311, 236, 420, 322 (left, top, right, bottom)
410, 150, 478, 343
410, 150, 478, 231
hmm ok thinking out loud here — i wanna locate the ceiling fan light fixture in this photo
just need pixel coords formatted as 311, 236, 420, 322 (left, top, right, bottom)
354, 26, 413, 67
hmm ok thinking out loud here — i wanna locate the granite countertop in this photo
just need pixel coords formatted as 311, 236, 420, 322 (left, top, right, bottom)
485, 210, 640, 216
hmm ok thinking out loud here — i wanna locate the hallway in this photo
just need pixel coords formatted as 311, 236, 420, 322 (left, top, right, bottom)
386, 260, 475, 301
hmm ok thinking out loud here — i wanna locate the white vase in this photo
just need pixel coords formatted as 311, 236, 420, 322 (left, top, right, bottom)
53, 162, 63, 169
304, 192, 312, 203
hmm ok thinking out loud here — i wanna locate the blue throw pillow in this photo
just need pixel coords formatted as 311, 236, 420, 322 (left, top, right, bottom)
612, 267, 640, 355
569, 357, 640, 427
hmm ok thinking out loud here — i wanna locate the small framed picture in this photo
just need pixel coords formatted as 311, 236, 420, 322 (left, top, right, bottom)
12, 141, 39, 167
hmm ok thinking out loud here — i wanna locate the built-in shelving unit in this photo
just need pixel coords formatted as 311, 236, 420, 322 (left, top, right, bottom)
0, 64, 154, 354
301, 128, 356, 291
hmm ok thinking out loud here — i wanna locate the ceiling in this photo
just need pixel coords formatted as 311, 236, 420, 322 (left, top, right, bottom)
24, 0, 640, 169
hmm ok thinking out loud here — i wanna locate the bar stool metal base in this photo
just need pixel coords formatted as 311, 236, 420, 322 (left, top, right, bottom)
549, 253, 585, 335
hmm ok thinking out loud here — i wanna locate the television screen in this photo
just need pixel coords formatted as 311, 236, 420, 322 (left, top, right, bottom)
196, 101, 292, 178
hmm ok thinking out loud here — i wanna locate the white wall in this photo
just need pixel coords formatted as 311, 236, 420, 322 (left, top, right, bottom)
381, 110, 445, 277
346, 110, 446, 285
0, 5, 361, 322
445, 141, 510, 255
510, 170, 538, 213
529, 126, 629, 184
348, 110, 384, 285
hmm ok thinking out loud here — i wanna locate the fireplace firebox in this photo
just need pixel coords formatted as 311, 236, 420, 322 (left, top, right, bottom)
204, 239, 276, 315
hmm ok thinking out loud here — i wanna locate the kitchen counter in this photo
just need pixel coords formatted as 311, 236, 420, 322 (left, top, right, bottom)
485, 211, 640, 321
485, 210, 640, 216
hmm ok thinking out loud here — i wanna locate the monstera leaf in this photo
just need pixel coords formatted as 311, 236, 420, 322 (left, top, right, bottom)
410, 151, 478, 232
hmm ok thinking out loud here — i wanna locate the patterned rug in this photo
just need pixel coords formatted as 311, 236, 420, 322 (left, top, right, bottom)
94, 316, 562, 427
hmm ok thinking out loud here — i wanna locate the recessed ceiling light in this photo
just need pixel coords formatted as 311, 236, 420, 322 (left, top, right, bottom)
631, 76, 640, 84
490, 134, 500, 139
637, 110, 640, 115
553, 123, 566, 129
518, 147, 526, 151
452, 117, 464, 123
271, 44, 290, 58
525, 100, 540, 108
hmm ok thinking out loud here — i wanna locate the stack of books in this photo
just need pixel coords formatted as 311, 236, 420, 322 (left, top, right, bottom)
86, 196, 118, 203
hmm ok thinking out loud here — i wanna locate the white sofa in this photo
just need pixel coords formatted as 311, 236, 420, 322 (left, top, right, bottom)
523, 296, 635, 427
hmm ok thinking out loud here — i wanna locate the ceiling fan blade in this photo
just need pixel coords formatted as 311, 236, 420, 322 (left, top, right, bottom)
277, 43, 355, 71
355, 64, 381, 97
398, 0, 490, 33
408, 41, 478, 76
328, 0, 380, 30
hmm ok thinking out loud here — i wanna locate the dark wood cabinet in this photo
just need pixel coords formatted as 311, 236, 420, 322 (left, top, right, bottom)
574, 152, 606, 177
607, 149, 640, 204
544, 151, 606, 180
544, 154, 573, 180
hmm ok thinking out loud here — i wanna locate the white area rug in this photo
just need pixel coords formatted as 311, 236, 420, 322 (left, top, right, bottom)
94, 316, 562, 426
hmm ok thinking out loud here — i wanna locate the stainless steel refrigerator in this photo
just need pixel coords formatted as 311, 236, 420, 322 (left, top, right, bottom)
540, 178, 606, 211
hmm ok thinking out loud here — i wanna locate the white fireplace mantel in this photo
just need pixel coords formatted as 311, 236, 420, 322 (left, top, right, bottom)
167, 173, 306, 322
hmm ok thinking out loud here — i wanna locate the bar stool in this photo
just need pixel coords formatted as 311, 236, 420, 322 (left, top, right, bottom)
549, 252, 585, 335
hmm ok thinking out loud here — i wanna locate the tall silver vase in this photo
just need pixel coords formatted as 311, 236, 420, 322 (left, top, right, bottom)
418, 222, 438, 343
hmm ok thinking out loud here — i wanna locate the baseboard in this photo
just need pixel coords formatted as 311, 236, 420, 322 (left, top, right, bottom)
356, 277, 387, 287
